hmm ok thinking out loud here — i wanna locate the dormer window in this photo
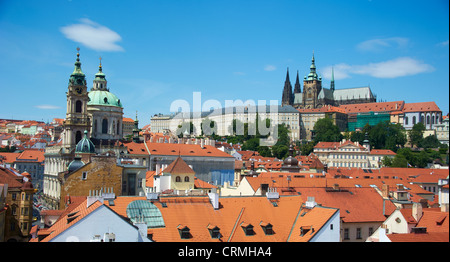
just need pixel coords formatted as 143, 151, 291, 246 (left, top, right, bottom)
207, 225, 221, 239
241, 223, 254, 236
177, 225, 191, 239
260, 222, 274, 235
300, 226, 314, 237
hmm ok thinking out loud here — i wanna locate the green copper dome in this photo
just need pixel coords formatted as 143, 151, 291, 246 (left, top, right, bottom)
75, 130, 96, 154
68, 156, 85, 173
88, 90, 123, 108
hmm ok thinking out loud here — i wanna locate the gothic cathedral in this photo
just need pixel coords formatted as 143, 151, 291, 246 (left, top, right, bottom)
282, 53, 376, 109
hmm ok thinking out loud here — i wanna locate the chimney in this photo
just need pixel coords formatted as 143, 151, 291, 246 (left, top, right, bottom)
87, 190, 104, 208
266, 187, 280, 200
419, 198, 428, 208
382, 184, 390, 199
208, 192, 219, 210
133, 216, 149, 241
305, 196, 317, 209
441, 203, 449, 213
412, 202, 423, 222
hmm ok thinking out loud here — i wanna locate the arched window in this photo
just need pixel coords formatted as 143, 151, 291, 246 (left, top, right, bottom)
432, 115, 435, 125
426, 115, 430, 125
413, 116, 416, 125
75, 100, 82, 113
184, 176, 190, 182
117, 120, 120, 135
94, 120, 97, 134
75, 131, 82, 144
102, 119, 108, 134
176, 176, 181, 182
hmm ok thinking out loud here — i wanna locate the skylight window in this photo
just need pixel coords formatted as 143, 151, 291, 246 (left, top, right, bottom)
126, 200, 165, 228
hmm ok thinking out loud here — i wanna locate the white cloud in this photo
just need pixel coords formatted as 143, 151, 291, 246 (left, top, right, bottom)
35, 105, 61, 110
264, 65, 276, 71
60, 18, 124, 52
438, 40, 449, 46
323, 57, 434, 80
357, 37, 409, 52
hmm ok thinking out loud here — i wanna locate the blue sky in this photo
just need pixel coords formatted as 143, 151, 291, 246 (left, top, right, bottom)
0, 0, 448, 126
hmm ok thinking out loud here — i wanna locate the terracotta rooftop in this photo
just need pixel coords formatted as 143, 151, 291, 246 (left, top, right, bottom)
402, 101, 441, 113
105, 195, 337, 242
146, 142, 234, 158
339, 101, 405, 114
162, 157, 195, 175
387, 232, 449, 242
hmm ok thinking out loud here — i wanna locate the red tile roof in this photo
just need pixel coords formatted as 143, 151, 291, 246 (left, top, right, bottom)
402, 102, 441, 113
146, 142, 234, 158
105, 195, 336, 242
369, 149, 396, 155
297, 105, 346, 114
162, 157, 195, 175
298, 187, 396, 223
387, 232, 449, 242
416, 210, 449, 233
339, 101, 405, 114
15, 149, 45, 162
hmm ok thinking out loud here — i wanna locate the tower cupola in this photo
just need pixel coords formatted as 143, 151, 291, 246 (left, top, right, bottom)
69, 47, 86, 86
92, 57, 108, 91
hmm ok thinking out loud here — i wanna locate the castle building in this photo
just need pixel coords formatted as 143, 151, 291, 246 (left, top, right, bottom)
282, 53, 377, 109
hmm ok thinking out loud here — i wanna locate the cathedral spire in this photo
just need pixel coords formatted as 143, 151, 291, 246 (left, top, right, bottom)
294, 70, 301, 94
282, 67, 293, 106
330, 66, 335, 91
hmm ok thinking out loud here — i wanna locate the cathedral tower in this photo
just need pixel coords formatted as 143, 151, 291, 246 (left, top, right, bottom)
302, 52, 322, 109
62, 48, 91, 150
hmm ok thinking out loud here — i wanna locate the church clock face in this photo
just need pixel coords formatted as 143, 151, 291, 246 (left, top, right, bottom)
75, 86, 82, 94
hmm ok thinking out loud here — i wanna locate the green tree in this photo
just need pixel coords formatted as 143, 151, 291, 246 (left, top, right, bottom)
391, 155, 408, 167
242, 137, 260, 151
275, 124, 290, 147
257, 146, 272, 157
420, 135, 441, 149
382, 156, 393, 167
299, 141, 316, 156
272, 144, 289, 159
369, 121, 406, 151
409, 122, 426, 148
350, 131, 365, 145
416, 150, 430, 168
313, 118, 343, 143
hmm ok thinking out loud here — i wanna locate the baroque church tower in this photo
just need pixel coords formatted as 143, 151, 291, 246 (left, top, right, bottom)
62, 48, 91, 150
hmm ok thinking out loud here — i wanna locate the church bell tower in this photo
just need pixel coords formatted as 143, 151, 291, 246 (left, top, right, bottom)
62, 48, 91, 150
